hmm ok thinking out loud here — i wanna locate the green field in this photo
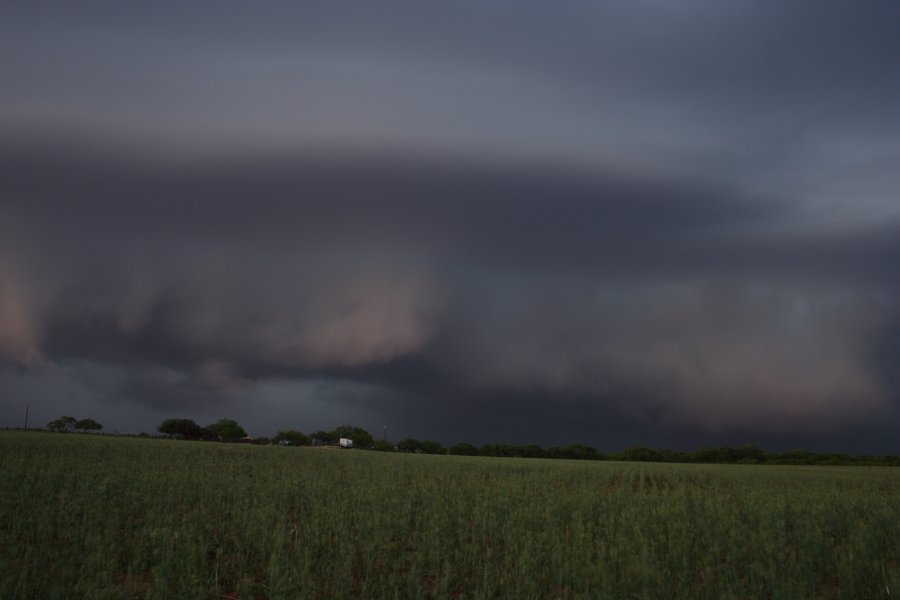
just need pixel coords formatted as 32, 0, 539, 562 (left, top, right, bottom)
1, 432, 898, 599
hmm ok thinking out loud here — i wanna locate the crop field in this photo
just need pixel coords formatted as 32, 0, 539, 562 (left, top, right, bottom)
1, 432, 898, 599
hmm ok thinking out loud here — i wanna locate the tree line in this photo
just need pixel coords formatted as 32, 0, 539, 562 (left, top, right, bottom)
486, 444, 900, 466
46, 415, 103, 433
155, 419, 374, 448
148, 417, 900, 466
157, 418, 247, 442
394, 440, 900, 466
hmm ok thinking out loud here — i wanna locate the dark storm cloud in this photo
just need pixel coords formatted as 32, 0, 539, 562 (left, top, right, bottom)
2, 134, 897, 284
0, 133, 779, 258
1, 134, 897, 437
1, 1, 899, 449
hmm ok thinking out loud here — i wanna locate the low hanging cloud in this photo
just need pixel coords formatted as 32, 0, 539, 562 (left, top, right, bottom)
0, 135, 897, 440
0, 262, 39, 365
438, 283, 891, 433
35, 257, 445, 382
2, 0, 900, 447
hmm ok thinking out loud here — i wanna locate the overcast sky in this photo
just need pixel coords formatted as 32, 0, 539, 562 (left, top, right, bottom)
2, 2, 899, 452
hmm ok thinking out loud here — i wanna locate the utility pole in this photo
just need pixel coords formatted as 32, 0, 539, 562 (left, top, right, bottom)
383, 425, 387, 442
24, 405, 29, 430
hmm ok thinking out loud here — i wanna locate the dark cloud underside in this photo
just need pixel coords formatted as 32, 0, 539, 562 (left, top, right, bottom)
1, 1, 899, 451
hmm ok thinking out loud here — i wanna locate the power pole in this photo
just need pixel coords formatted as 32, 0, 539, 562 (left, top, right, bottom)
383, 425, 387, 442
24, 405, 29, 430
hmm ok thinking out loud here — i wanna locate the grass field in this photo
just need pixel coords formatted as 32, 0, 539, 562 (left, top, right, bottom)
1, 432, 898, 599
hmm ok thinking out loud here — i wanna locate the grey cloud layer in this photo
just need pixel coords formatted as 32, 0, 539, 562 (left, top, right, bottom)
1, 137, 897, 436
3, 136, 896, 282
1, 1, 899, 447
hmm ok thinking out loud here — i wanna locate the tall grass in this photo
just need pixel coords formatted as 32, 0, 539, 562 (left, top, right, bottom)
1, 432, 897, 599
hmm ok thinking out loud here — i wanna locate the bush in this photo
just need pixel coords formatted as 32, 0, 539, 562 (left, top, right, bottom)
273, 430, 309, 446
74, 419, 103, 433
205, 419, 247, 442
157, 419, 202, 439
373, 440, 395, 452
449, 443, 479, 456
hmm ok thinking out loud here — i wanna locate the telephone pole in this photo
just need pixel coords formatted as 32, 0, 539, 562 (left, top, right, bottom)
24, 405, 29, 430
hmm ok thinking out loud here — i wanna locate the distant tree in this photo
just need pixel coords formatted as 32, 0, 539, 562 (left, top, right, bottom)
545, 446, 565, 459
47, 415, 77, 433
157, 418, 201, 439
74, 418, 103, 433
561, 444, 599, 461
373, 440, 395, 452
818, 452, 852, 466
479, 444, 498, 457
206, 419, 247, 442
419, 440, 445, 455
397, 438, 423, 453
519, 444, 548, 459
273, 430, 310, 446
734, 445, 765, 464
251, 436, 271, 446
330, 425, 374, 448
775, 449, 816, 465
448, 443, 479, 456
692, 447, 736, 463
310, 430, 334, 445
46, 419, 66, 433
623, 446, 661, 462
480, 444, 517, 457
657, 449, 688, 463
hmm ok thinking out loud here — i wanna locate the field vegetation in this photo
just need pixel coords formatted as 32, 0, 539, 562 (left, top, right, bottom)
1, 431, 898, 599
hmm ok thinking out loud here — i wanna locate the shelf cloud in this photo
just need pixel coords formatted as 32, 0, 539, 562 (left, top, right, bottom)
1, 0, 899, 451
